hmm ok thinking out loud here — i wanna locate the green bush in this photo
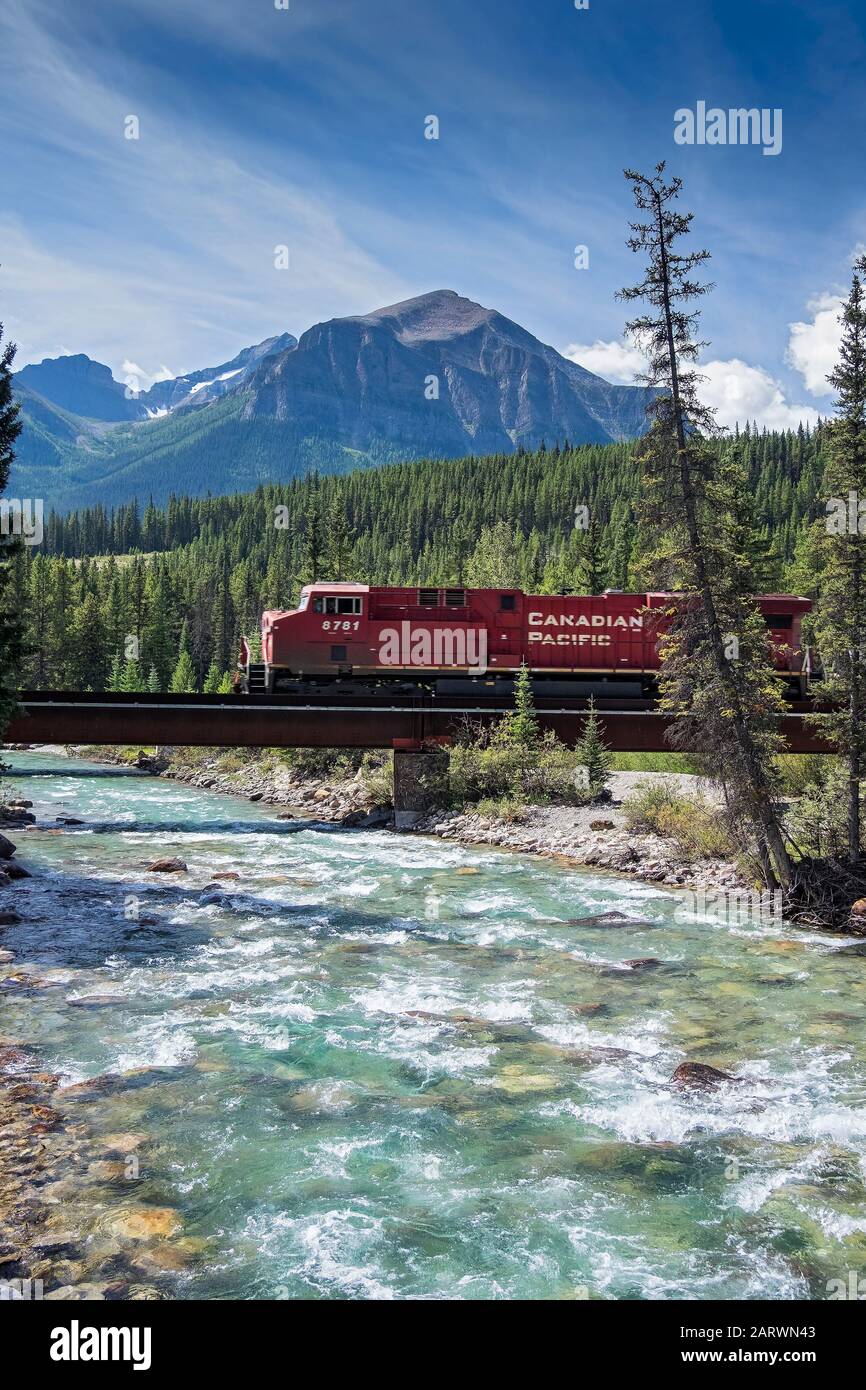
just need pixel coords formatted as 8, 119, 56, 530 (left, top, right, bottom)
623, 779, 732, 859
448, 731, 589, 808
775, 753, 838, 799
786, 760, 865, 860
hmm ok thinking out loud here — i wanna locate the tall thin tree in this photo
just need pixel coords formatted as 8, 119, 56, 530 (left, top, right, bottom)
619, 163, 793, 888
0, 322, 26, 729
813, 256, 866, 861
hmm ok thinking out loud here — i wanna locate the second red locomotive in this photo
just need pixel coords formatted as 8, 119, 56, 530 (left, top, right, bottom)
239, 583, 812, 697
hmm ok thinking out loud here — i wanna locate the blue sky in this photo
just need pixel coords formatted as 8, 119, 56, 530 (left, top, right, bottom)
1, 0, 864, 426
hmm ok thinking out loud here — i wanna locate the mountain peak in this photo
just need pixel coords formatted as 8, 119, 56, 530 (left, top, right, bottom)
350, 289, 496, 344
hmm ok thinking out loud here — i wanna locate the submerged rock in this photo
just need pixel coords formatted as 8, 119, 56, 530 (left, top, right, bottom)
671, 1061, 738, 1090
105, 1206, 182, 1240
145, 857, 187, 873
565, 912, 654, 929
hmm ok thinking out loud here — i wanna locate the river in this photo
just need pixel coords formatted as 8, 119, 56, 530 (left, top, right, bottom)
2, 750, 866, 1301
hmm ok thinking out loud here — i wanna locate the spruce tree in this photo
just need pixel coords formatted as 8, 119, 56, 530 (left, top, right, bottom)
576, 696, 613, 797
301, 472, 323, 583
574, 515, 607, 594
497, 661, 541, 751
813, 256, 866, 860
326, 489, 354, 580
619, 162, 792, 888
203, 660, 223, 694
170, 620, 196, 693
0, 323, 25, 729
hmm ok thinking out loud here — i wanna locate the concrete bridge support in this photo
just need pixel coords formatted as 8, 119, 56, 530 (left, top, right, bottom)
392, 746, 449, 829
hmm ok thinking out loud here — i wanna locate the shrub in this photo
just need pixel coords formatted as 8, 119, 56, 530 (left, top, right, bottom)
623, 779, 733, 859
786, 760, 865, 860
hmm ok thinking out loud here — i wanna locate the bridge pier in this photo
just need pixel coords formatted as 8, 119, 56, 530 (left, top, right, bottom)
392, 745, 449, 829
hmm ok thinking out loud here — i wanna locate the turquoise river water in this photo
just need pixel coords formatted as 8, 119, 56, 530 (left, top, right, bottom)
2, 750, 866, 1300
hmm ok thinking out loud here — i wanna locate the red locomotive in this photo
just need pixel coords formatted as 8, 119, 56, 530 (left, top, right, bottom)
238, 583, 813, 697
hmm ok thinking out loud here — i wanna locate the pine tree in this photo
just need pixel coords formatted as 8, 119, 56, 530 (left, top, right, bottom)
107, 653, 124, 692
326, 488, 354, 580
576, 696, 613, 797
203, 660, 223, 694
120, 659, 145, 693
619, 162, 792, 889
170, 619, 196, 693
0, 323, 25, 729
574, 515, 607, 594
497, 661, 541, 751
813, 256, 866, 860
301, 472, 323, 583
68, 592, 109, 691
146, 665, 160, 693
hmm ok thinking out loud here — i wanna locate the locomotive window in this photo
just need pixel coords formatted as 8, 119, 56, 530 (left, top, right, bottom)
330, 645, 348, 661
500, 594, 516, 611
444, 588, 466, 607
764, 614, 793, 629
312, 598, 323, 613
418, 588, 439, 607
320, 596, 362, 615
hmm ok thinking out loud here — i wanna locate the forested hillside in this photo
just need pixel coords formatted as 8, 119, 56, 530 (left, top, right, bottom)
14, 424, 827, 692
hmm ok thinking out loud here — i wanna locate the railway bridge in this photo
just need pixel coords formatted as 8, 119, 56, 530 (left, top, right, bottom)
5, 690, 834, 827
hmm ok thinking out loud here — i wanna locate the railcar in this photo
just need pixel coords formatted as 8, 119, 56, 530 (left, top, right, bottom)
237, 583, 813, 698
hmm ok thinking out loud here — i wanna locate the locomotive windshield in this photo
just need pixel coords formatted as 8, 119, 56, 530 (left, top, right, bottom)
313, 596, 363, 615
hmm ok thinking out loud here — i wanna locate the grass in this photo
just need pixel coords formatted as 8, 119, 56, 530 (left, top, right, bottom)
609, 752, 702, 774
623, 778, 733, 859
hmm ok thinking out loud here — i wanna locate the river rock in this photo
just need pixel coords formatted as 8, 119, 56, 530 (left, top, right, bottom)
566, 912, 654, 929
67, 995, 126, 1008
212, 871, 240, 880
671, 1061, 738, 1089
0, 834, 16, 859
4, 862, 31, 879
105, 1206, 182, 1240
0, 950, 14, 964
0, 912, 21, 925
145, 857, 187, 872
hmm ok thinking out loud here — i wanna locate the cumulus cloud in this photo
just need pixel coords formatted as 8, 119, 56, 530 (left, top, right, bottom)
564, 338, 820, 429
786, 293, 843, 396
563, 339, 648, 383
698, 358, 820, 430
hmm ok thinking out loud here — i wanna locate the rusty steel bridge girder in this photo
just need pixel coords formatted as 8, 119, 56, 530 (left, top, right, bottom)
4, 691, 835, 755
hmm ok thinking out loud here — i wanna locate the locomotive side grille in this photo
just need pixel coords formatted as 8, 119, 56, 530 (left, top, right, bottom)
444, 588, 467, 607
418, 588, 439, 607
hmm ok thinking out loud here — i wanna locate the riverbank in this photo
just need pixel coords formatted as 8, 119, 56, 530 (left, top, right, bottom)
57, 744, 747, 893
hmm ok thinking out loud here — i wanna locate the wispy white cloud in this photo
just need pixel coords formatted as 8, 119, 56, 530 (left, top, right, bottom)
0, 0, 410, 373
